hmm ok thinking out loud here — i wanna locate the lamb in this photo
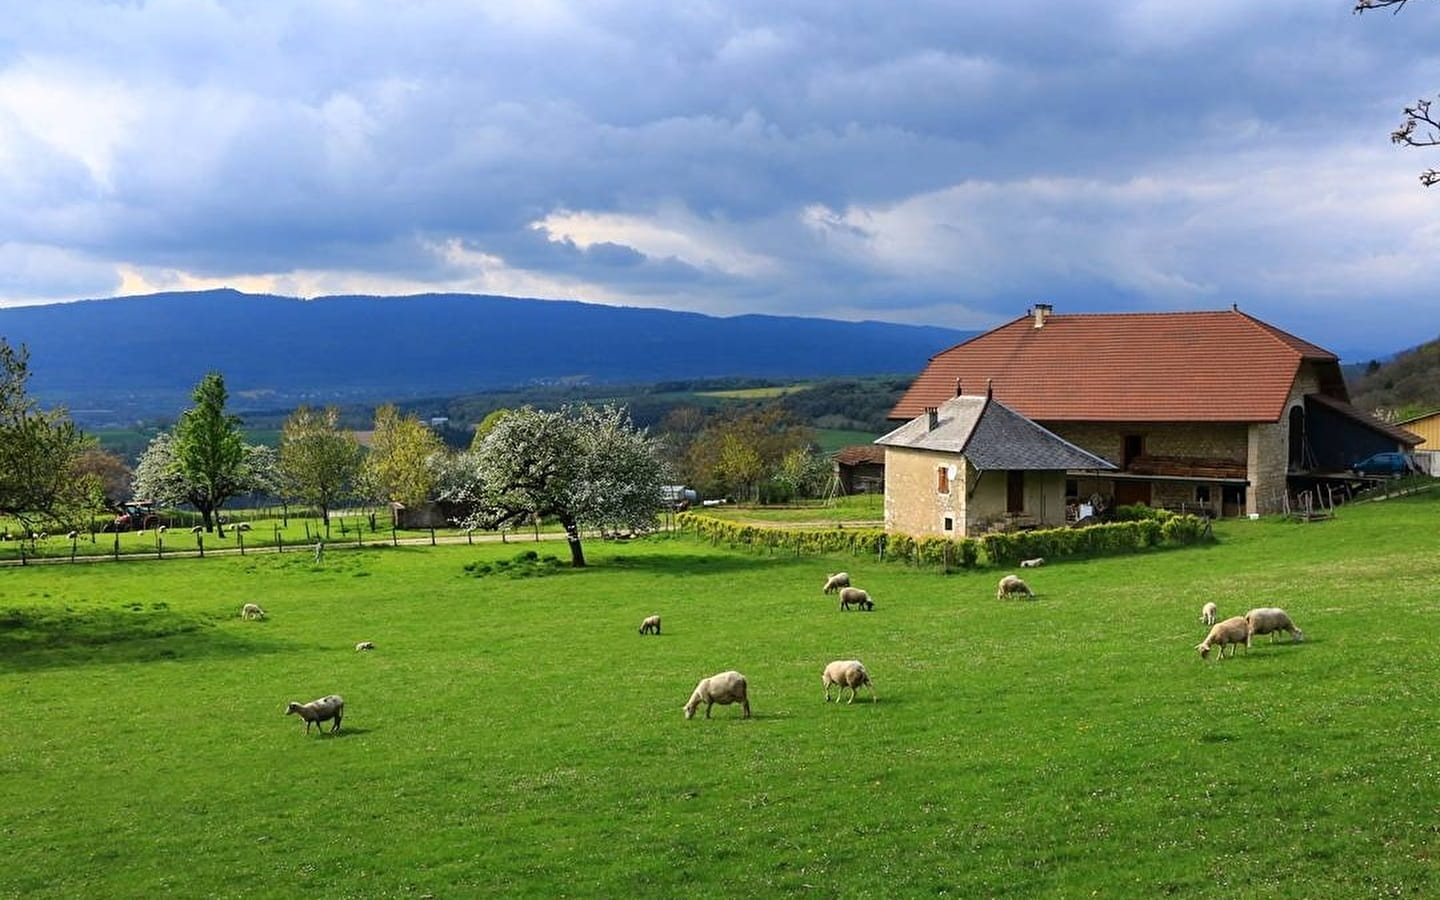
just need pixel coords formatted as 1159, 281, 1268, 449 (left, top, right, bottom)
838, 587, 873, 611
638, 615, 662, 635
822, 572, 851, 594
1245, 607, 1304, 645
1200, 602, 1218, 626
1019, 557, 1045, 568
996, 574, 1035, 600
235, 522, 253, 532
822, 659, 877, 704
683, 670, 751, 719
354, 641, 375, 652
190, 525, 204, 534
67, 530, 78, 540
1196, 616, 1250, 660
285, 694, 344, 734
240, 602, 267, 620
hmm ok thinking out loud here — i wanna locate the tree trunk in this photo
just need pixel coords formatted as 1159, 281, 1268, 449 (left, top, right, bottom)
199, 506, 215, 532
562, 516, 586, 568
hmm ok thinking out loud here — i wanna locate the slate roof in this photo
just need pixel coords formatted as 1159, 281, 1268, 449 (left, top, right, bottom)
876, 394, 1118, 471
891, 307, 1346, 423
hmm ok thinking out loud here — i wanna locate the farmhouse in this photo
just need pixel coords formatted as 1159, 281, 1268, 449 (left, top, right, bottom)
876, 383, 1116, 537
889, 304, 1421, 518
832, 445, 887, 495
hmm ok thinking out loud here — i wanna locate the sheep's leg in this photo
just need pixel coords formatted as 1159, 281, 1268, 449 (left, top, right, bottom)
704, 701, 713, 719
741, 697, 751, 719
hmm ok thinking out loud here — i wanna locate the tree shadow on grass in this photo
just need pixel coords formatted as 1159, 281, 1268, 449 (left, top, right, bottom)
0, 607, 295, 673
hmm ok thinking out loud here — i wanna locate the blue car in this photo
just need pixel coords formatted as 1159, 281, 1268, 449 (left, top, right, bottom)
1351, 452, 1417, 477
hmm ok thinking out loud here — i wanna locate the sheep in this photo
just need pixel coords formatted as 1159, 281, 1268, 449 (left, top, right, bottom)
1196, 616, 1250, 660
822, 572, 851, 594
838, 587, 874, 611
235, 522, 252, 532
1019, 557, 1045, 568
285, 694, 344, 734
638, 615, 662, 635
67, 530, 78, 540
157, 525, 167, 534
1245, 607, 1304, 645
1200, 602, 1218, 626
240, 602, 267, 620
683, 670, 750, 719
354, 641, 375, 652
996, 574, 1035, 600
190, 525, 204, 534
822, 659, 877, 704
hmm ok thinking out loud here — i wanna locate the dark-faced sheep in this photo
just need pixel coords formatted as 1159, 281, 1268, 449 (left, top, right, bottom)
285, 694, 344, 734
683, 671, 750, 719
838, 587, 873, 611
996, 574, 1035, 600
240, 602, 266, 620
1196, 616, 1249, 660
822, 659, 877, 704
638, 615, 661, 635
1019, 557, 1045, 568
1245, 608, 1304, 645
822, 572, 851, 594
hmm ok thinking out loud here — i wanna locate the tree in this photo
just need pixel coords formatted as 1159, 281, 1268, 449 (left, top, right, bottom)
133, 431, 274, 529
73, 448, 133, 511
167, 372, 249, 531
681, 406, 815, 501
279, 405, 363, 530
0, 339, 98, 532
363, 404, 445, 506
1356, 0, 1440, 186
442, 404, 667, 567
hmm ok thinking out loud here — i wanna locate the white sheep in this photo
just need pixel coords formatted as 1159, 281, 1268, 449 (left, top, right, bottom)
683, 670, 751, 719
822, 572, 851, 594
354, 641, 375, 652
822, 659, 877, 704
190, 525, 204, 534
1200, 602, 1218, 626
67, 530, 78, 540
285, 694, 344, 734
638, 615, 661, 635
240, 602, 267, 620
235, 522, 253, 532
996, 574, 1035, 600
838, 587, 874, 611
1019, 557, 1045, 568
157, 525, 167, 534
1196, 616, 1250, 660
1245, 607, 1304, 645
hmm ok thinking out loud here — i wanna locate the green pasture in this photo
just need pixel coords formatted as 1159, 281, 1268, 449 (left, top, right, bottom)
701, 492, 884, 525
814, 428, 881, 453
695, 384, 812, 400
2, 493, 1439, 896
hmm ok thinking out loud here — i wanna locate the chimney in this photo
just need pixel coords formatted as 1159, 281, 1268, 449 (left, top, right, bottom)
985, 378, 994, 401
1031, 303, 1052, 329
954, 377, 962, 397
925, 407, 939, 430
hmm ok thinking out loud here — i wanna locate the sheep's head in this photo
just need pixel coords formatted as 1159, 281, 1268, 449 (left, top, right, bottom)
285, 702, 303, 716
1195, 642, 1211, 659
683, 704, 696, 719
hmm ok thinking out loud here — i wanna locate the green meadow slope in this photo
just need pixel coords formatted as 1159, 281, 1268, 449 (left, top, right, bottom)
2, 493, 1438, 897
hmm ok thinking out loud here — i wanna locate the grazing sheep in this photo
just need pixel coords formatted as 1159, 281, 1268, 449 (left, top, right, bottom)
683, 670, 750, 719
638, 615, 662, 635
822, 572, 851, 594
354, 641, 375, 652
285, 694, 344, 734
1019, 557, 1045, 568
235, 522, 252, 532
157, 525, 167, 534
838, 587, 873, 611
1196, 616, 1250, 660
1200, 602, 1218, 626
1245, 607, 1304, 645
240, 602, 267, 620
822, 659, 877, 704
67, 530, 78, 540
190, 525, 204, 534
996, 574, 1035, 600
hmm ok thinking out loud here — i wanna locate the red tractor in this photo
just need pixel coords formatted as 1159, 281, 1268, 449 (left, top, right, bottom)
108, 500, 160, 532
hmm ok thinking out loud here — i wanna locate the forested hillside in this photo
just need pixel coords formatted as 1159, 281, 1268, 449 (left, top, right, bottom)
1348, 336, 1440, 420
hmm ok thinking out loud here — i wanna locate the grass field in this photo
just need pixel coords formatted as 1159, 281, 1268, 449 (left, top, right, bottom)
3, 492, 1439, 897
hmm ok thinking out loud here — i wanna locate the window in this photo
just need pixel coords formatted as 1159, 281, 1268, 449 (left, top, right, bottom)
1195, 485, 1211, 503
943, 516, 954, 532
937, 466, 950, 493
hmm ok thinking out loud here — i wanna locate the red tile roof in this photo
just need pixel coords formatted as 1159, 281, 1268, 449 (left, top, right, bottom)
891, 308, 1344, 423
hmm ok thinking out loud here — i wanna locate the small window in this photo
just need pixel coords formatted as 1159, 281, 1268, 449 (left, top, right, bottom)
1065, 479, 1078, 498
937, 467, 950, 493
1195, 485, 1211, 503
943, 516, 954, 532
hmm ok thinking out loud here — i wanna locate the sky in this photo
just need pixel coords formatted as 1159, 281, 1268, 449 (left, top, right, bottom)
1, 0, 1438, 361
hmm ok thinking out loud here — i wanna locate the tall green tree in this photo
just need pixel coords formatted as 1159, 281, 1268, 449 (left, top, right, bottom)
132, 431, 273, 530
363, 404, 445, 507
0, 339, 98, 532
441, 404, 666, 567
170, 372, 248, 532
280, 405, 363, 530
